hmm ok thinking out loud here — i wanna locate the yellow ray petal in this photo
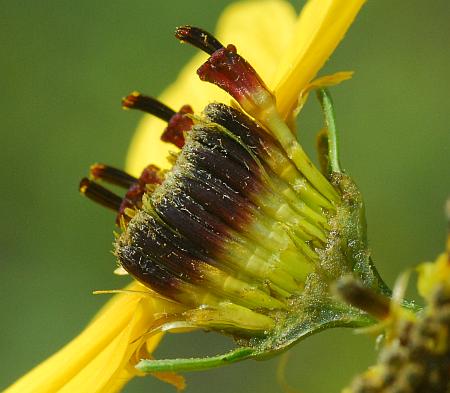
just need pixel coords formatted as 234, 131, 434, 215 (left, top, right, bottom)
59, 299, 151, 392
125, 0, 296, 175
5, 281, 181, 393
294, 70, 354, 114
274, 0, 365, 118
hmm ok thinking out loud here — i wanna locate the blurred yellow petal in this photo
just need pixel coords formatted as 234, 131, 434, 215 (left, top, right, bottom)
5, 282, 183, 393
417, 253, 450, 300
417, 230, 450, 300
125, 0, 296, 175
274, 0, 365, 118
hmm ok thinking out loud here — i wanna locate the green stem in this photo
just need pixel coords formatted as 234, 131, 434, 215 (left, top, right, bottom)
136, 347, 255, 373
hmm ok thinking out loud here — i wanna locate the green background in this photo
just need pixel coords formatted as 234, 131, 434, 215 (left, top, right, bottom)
1, 1, 449, 392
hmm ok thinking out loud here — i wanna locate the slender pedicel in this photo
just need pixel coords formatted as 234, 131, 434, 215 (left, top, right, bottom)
175, 26, 223, 55
79, 178, 122, 212
122, 92, 175, 122
90, 163, 138, 188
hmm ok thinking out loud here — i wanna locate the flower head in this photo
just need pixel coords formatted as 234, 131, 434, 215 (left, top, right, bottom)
81, 0, 377, 373
80, 21, 371, 340
6, 0, 369, 391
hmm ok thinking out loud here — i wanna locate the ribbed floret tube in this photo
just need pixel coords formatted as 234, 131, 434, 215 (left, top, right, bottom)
114, 103, 335, 335
203, 103, 334, 212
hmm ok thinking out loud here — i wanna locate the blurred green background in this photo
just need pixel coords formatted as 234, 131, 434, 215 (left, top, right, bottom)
1, 0, 449, 392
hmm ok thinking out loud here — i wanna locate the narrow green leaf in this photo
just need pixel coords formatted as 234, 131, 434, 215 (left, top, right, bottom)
317, 89, 342, 174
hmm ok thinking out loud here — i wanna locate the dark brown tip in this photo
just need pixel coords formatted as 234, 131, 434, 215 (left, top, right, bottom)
175, 25, 223, 55
79, 178, 122, 212
116, 244, 186, 302
186, 141, 262, 198
122, 92, 175, 122
90, 164, 138, 189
